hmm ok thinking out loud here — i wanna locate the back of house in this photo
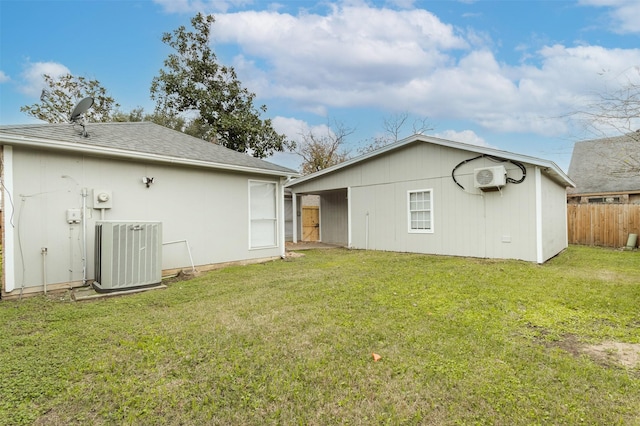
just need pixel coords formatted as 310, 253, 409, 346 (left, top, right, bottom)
286, 134, 574, 263
0, 122, 297, 299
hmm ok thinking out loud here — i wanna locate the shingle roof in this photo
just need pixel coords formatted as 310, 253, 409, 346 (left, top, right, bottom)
567, 132, 640, 195
0, 121, 297, 176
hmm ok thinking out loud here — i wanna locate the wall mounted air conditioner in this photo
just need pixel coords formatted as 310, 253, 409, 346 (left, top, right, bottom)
93, 221, 162, 292
474, 165, 507, 190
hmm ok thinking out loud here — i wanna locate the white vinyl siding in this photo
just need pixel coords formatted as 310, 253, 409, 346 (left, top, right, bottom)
408, 189, 433, 233
249, 180, 277, 248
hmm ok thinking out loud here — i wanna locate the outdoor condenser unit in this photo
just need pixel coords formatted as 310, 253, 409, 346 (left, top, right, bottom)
474, 165, 507, 190
93, 221, 162, 292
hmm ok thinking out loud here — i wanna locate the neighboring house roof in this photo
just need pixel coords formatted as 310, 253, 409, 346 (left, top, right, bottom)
0, 122, 298, 177
567, 132, 640, 195
286, 133, 574, 188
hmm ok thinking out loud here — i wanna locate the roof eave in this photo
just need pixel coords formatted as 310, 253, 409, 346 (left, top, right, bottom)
0, 132, 298, 178
567, 189, 640, 197
286, 134, 575, 188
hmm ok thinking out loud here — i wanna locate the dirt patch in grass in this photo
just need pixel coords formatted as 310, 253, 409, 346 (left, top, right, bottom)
552, 335, 640, 369
581, 341, 640, 369
284, 251, 305, 259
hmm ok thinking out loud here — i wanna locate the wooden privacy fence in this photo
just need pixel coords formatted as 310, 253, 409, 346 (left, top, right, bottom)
567, 204, 640, 248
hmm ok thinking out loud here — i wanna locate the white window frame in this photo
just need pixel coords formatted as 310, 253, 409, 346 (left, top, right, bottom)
249, 180, 278, 249
407, 189, 434, 234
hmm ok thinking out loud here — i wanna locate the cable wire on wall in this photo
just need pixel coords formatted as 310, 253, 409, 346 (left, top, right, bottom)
451, 154, 527, 191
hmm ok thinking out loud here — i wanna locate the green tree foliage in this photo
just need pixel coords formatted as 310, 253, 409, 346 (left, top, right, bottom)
150, 13, 291, 158
112, 107, 146, 122
20, 74, 119, 123
111, 107, 187, 132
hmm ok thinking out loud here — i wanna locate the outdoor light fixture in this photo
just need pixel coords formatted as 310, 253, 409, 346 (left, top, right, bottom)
142, 177, 154, 188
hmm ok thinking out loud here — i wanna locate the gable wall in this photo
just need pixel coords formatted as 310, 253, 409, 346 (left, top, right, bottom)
348, 166, 539, 261
291, 142, 562, 261
3, 146, 283, 294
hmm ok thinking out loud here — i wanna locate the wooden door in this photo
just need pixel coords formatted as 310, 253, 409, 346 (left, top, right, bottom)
302, 206, 320, 241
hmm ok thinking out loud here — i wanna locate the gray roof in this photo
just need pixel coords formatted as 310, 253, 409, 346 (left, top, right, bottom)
287, 133, 574, 189
567, 132, 640, 195
0, 121, 297, 177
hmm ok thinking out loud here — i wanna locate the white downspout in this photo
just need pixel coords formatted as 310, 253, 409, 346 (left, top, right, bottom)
279, 179, 286, 258
347, 187, 352, 248
81, 187, 88, 285
41, 247, 48, 295
365, 212, 369, 250
292, 191, 298, 243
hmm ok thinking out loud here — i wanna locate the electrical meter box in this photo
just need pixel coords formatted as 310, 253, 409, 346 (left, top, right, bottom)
92, 189, 113, 209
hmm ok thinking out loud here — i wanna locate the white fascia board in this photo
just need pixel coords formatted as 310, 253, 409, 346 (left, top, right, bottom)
0, 133, 297, 179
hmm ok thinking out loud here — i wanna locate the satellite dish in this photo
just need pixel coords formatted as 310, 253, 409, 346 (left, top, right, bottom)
70, 97, 94, 122
69, 96, 94, 137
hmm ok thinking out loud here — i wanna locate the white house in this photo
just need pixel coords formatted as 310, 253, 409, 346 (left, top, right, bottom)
0, 122, 298, 299
285, 134, 574, 263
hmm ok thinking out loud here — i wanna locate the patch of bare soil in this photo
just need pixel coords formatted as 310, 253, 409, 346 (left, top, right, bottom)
284, 251, 305, 259
581, 341, 640, 369
540, 331, 640, 370
554, 336, 640, 369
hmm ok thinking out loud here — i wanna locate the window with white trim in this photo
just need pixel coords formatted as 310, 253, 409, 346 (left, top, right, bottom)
408, 189, 433, 233
249, 180, 277, 248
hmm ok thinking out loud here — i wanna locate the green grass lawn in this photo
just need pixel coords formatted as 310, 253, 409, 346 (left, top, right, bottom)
1, 245, 639, 425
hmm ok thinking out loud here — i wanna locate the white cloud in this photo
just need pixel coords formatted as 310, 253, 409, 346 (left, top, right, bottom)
213, 3, 473, 118
19, 61, 71, 97
271, 115, 335, 145
158, 1, 640, 140
579, 0, 640, 33
271, 116, 310, 143
0, 70, 9, 83
434, 129, 494, 148
386, 0, 416, 9
214, 5, 468, 91
268, 116, 332, 171
152, 0, 251, 13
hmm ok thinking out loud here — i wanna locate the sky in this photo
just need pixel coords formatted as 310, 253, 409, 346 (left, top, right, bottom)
1, 0, 640, 172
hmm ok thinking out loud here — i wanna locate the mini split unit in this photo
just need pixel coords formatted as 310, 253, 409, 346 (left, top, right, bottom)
474, 165, 507, 190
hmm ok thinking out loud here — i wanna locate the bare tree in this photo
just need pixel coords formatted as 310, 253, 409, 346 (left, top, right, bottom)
297, 120, 354, 175
572, 69, 640, 137
358, 112, 433, 155
570, 70, 640, 179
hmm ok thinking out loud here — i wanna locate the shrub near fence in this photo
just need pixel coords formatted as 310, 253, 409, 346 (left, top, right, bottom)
567, 204, 640, 248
